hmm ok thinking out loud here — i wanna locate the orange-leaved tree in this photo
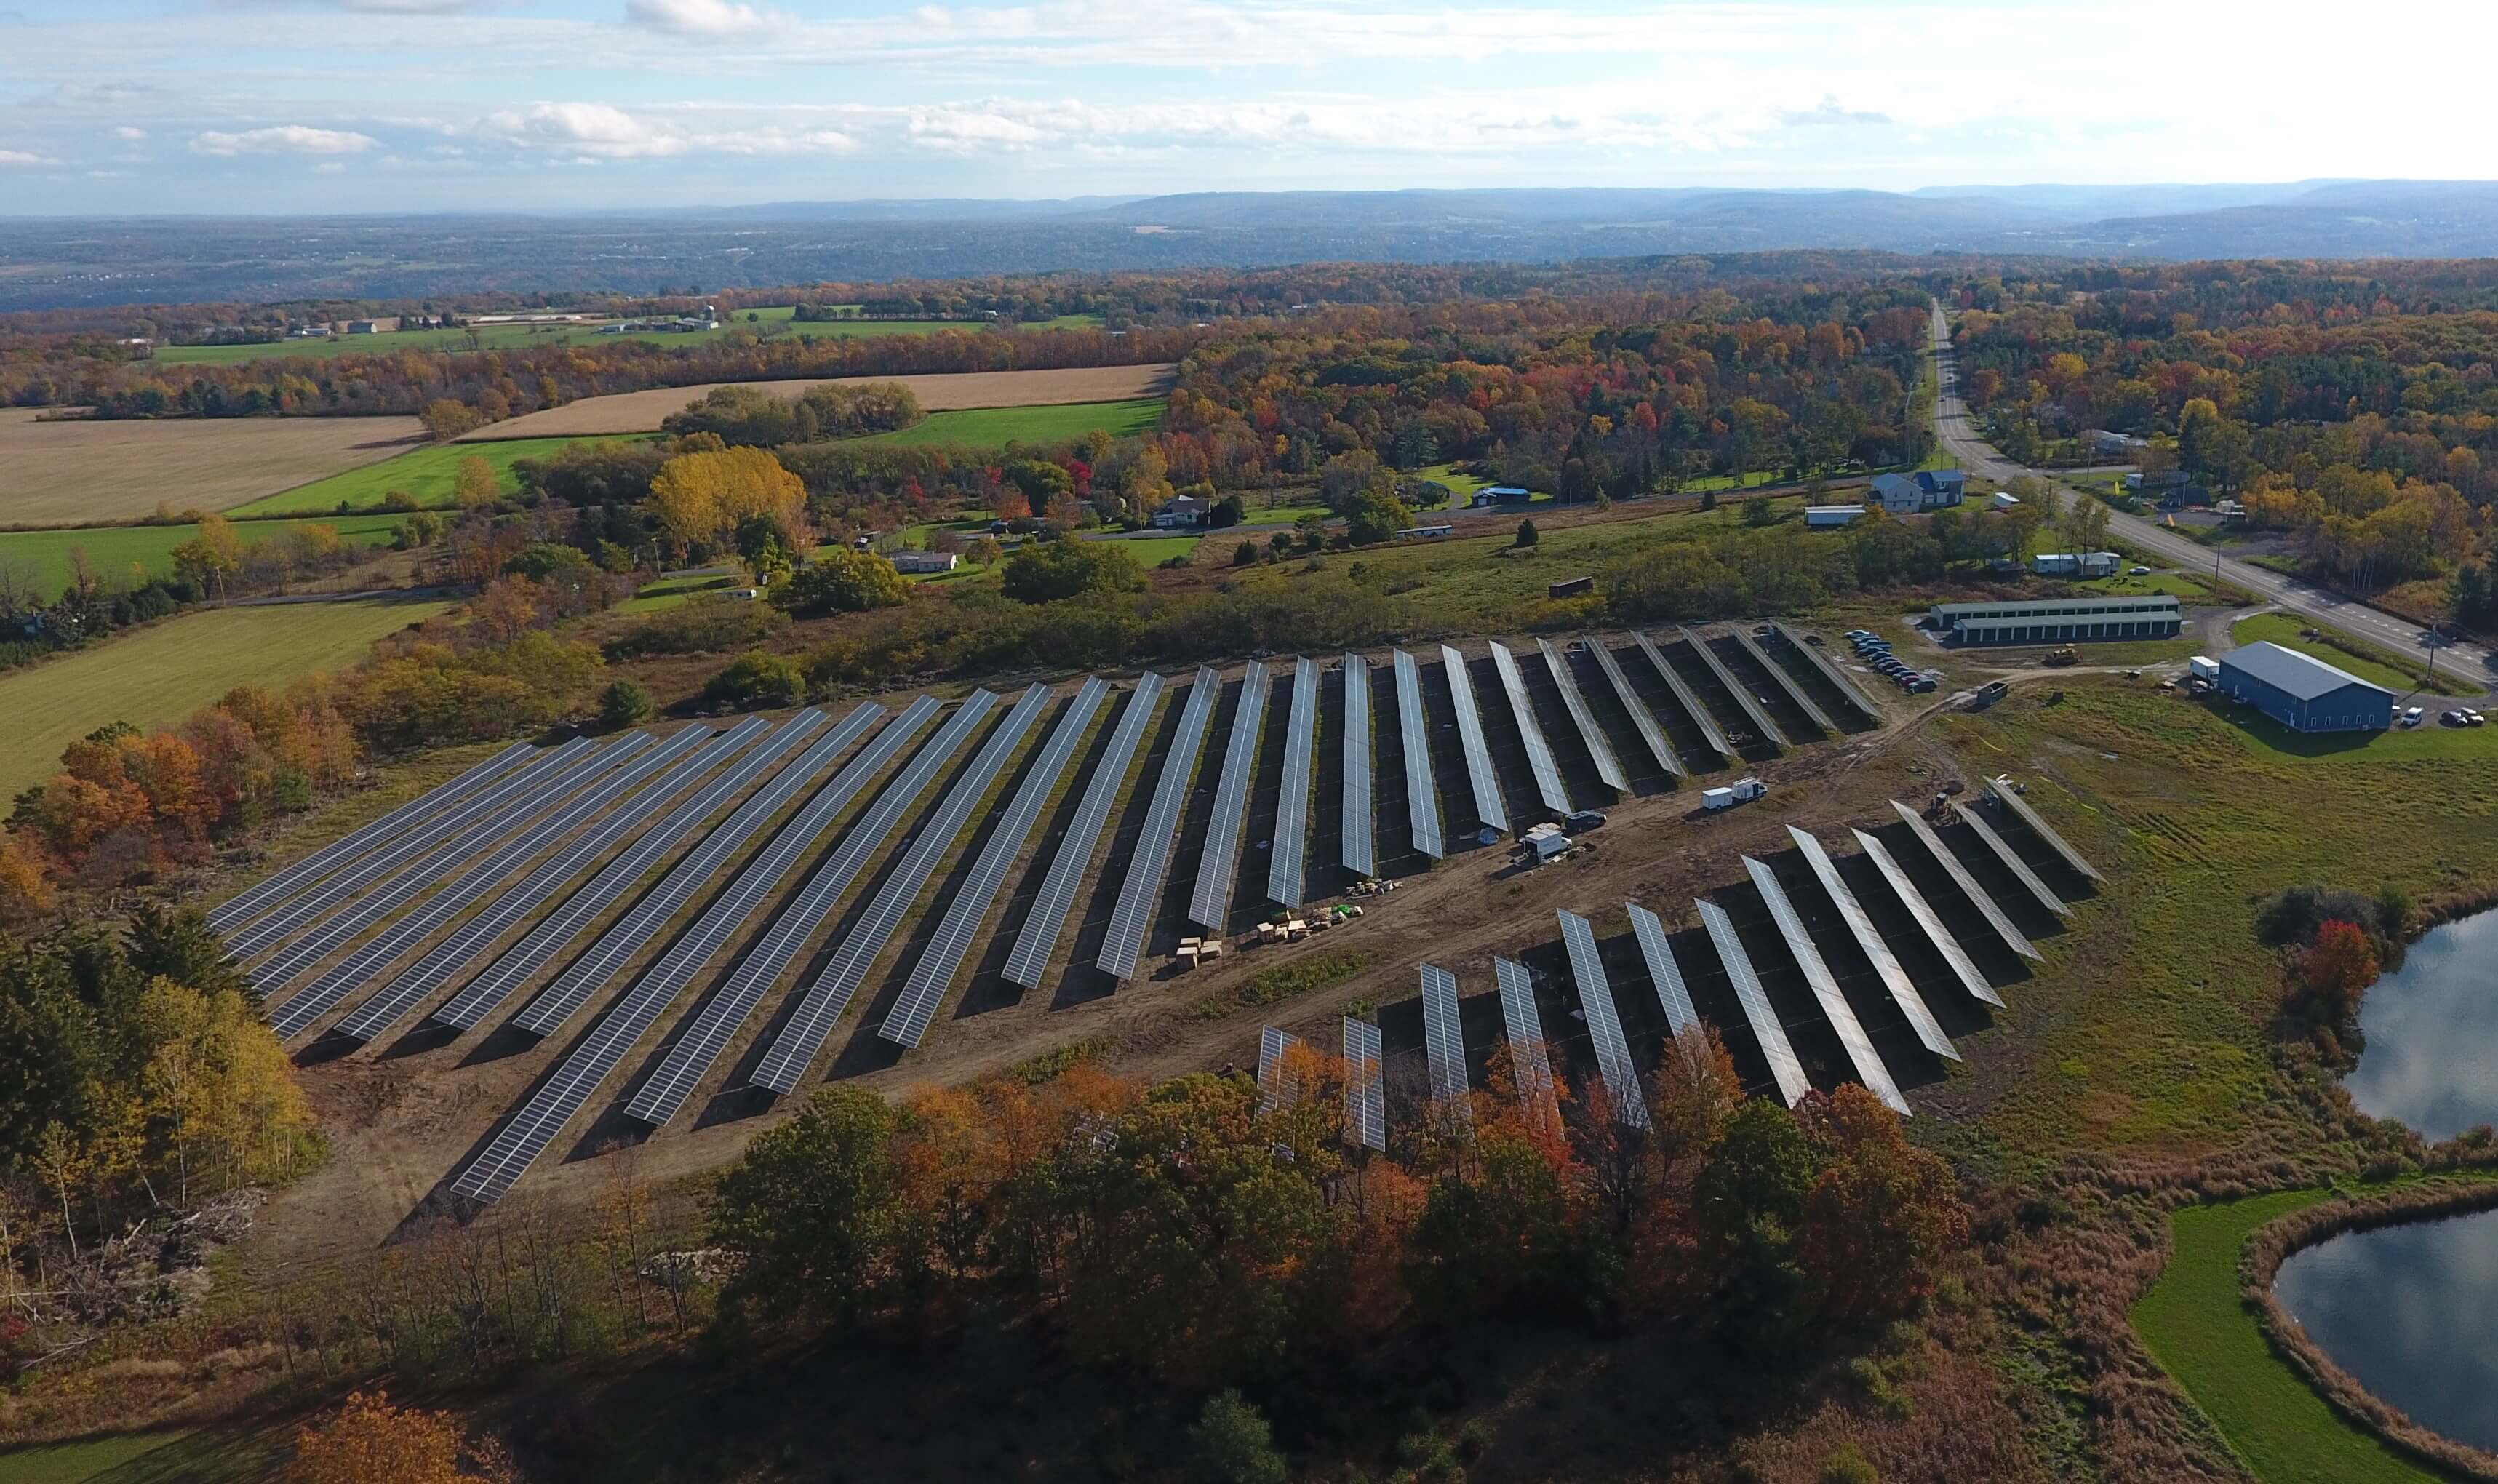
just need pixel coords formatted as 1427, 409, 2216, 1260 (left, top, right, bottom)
288, 1391, 463, 1484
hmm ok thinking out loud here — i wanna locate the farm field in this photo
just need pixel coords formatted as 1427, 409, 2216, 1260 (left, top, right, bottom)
145, 309, 1104, 367
228, 435, 649, 516
855, 397, 1163, 448
3, 514, 406, 598
0, 594, 445, 801
0, 409, 423, 527
459, 363, 1176, 441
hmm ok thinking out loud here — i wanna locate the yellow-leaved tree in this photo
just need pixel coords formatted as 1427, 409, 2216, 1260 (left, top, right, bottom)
138, 976, 319, 1202
647, 446, 808, 561
289, 1392, 465, 1484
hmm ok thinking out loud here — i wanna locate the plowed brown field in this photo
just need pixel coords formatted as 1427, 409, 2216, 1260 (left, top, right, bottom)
0, 409, 425, 525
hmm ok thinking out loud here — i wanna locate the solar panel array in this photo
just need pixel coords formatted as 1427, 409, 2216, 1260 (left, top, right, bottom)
1785, 827, 1957, 1060
226, 738, 596, 963
1098, 666, 1219, 979
428, 709, 840, 1032
210, 741, 536, 933
1626, 902, 1700, 1034
507, 706, 887, 1038
1633, 631, 1733, 759
1489, 641, 1571, 815
1731, 626, 1837, 735
1982, 777, 2103, 882
1676, 626, 1789, 749
1586, 638, 1684, 779
877, 684, 1083, 1049
1771, 620, 1880, 722
335, 719, 769, 1044
1439, 644, 1508, 831
1538, 639, 1630, 792
1888, 802, 2041, 961
1390, 649, 1444, 858
1340, 654, 1375, 877
245, 738, 631, 995
1341, 1017, 1385, 1151
1697, 898, 1812, 1105
1419, 963, 1469, 1104
1742, 856, 1910, 1115
749, 687, 1028, 1095
266, 726, 706, 1039
1557, 909, 1648, 1129
1266, 657, 1319, 908
1189, 660, 1270, 931
1851, 828, 2005, 1008
1005, 674, 1163, 990
608, 696, 956, 1127
1950, 800, 2070, 915
452, 701, 938, 1202
1492, 957, 1558, 1113
1256, 1024, 1302, 1114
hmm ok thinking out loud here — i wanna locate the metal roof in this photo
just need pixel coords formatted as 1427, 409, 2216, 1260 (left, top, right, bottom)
2219, 640, 2395, 703
1930, 594, 2181, 621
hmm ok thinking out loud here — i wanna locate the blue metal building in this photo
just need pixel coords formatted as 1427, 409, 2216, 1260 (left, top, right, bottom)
2217, 641, 2395, 733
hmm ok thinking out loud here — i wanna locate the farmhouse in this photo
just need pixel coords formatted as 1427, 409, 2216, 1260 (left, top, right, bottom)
2217, 641, 2395, 733
889, 551, 960, 575
1928, 594, 2182, 646
1150, 494, 1208, 528
2032, 551, 2120, 578
1869, 470, 1966, 515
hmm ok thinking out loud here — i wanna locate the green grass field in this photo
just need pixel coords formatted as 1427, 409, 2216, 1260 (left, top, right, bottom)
1108, 536, 1200, 567
4, 514, 407, 598
2229, 612, 2470, 697
2132, 1191, 2449, 1484
858, 398, 1164, 450
226, 436, 649, 516
2078, 570, 2216, 601
151, 310, 1106, 367
0, 594, 446, 800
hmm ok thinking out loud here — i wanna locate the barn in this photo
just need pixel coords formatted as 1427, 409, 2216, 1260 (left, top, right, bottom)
2216, 641, 2395, 733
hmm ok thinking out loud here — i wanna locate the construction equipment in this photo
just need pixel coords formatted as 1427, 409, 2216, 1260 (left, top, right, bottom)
2043, 647, 2080, 667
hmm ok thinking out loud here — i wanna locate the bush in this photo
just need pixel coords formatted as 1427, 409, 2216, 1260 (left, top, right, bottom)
1515, 518, 1538, 548
598, 679, 655, 728
1232, 540, 1260, 567
702, 650, 807, 711
1821, 1443, 1880, 1484
1000, 540, 1145, 604
605, 594, 788, 658
775, 548, 910, 617
1189, 1390, 1288, 1484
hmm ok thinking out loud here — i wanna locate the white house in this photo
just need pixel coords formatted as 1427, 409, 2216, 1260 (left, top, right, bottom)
1151, 494, 1209, 529
890, 551, 960, 575
1871, 470, 1968, 516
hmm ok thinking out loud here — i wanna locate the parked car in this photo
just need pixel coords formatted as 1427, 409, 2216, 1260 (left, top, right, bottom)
2128, 565, 2152, 575
2402, 706, 2425, 727
2442, 710, 2469, 726
2470, 710, 2489, 727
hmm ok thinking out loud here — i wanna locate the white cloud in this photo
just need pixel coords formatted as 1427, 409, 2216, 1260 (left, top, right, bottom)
190, 125, 380, 156
478, 102, 686, 159
0, 149, 63, 166
111, 125, 148, 141
623, 0, 775, 36
314, 161, 347, 172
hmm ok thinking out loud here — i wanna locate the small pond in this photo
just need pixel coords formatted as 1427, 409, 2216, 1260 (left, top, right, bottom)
2345, 907, 2498, 1141
2272, 1207, 2498, 1454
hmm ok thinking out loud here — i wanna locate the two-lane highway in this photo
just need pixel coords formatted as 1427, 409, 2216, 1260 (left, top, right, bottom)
1927, 301, 2495, 694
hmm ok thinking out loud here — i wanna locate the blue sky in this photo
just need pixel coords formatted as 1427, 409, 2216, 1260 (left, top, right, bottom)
0, 0, 2478, 213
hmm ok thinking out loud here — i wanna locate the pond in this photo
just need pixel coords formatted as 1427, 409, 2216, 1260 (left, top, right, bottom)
2345, 907, 2498, 1141
2272, 1207, 2498, 1454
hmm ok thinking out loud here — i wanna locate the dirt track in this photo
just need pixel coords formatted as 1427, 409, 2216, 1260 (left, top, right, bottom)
457, 364, 1178, 442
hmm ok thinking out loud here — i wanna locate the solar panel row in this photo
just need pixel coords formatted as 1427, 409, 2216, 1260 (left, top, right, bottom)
1949, 800, 2070, 915
1256, 1024, 1301, 1114
1632, 631, 1733, 760
1625, 902, 1700, 1034
1390, 649, 1444, 858
1980, 777, 2104, 882
210, 741, 537, 933
1676, 626, 1789, 749
1189, 661, 1270, 931
1097, 666, 1219, 980
610, 696, 956, 1125
1696, 898, 1811, 1106
1537, 639, 1630, 792
1887, 801, 2041, 960
1491, 955, 1557, 1114
1584, 638, 1685, 779
1849, 827, 2004, 1008
245, 738, 632, 995
1005, 674, 1164, 990
1439, 644, 1508, 831
1266, 657, 1319, 908
505, 706, 885, 1038
1342, 1017, 1385, 1151
1741, 856, 1910, 1115
1731, 626, 1837, 735
1489, 642, 1571, 814
1339, 654, 1375, 877
1771, 619, 1880, 722
887, 677, 1108, 1034
1419, 963, 1469, 1104
334, 718, 771, 1044
427, 709, 841, 1032
266, 726, 711, 1039
452, 703, 935, 1202
1784, 826, 1958, 1060
755, 687, 1039, 1092
1557, 909, 1648, 1129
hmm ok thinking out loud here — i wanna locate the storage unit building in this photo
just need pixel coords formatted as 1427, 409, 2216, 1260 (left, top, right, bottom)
2216, 641, 2395, 733
1928, 595, 2182, 647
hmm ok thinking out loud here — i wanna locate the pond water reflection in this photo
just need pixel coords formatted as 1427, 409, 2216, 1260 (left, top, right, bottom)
2346, 909, 2498, 1141
2272, 1208, 2498, 1455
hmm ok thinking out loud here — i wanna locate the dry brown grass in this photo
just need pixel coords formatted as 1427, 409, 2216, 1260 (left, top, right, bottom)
0, 409, 426, 525
458, 363, 1178, 441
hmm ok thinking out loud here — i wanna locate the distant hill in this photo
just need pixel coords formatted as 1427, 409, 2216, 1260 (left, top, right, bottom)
9, 180, 2498, 312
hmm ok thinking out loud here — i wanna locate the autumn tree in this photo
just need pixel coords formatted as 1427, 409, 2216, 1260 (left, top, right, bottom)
708, 1087, 911, 1327
1795, 1085, 1968, 1326
647, 446, 808, 561
288, 1391, 463, 1484
170, 514, 244, 599
2297, 918, 2381, 1026
418, 399, 484, 442
452, 455, 499, 510
777, 546, 908, 616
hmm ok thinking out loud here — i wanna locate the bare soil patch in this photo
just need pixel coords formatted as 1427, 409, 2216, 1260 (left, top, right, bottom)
458, 364, 1178, 442
0, 409, 426, 526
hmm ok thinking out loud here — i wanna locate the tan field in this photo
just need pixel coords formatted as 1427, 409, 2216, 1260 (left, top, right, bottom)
458, 363, 1178, 441
0, 409, 426, 525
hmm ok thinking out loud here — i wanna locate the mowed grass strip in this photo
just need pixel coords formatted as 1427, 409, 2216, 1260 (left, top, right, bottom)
0, 594, 445, 800
847, 397, 1165, 449
227, 436, 650, 516
3, 514, 407, 599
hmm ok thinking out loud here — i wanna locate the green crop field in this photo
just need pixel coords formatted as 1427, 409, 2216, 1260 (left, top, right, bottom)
149, 309, 1105, 367
4, 514, 407, 599
227, 435, 650, 516
857, 398, 1163, 449
0, 594, 446, 801
2229, 611, 2470, 697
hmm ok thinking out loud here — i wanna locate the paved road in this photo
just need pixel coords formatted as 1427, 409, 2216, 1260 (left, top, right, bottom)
1928, 301, 2497, 694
